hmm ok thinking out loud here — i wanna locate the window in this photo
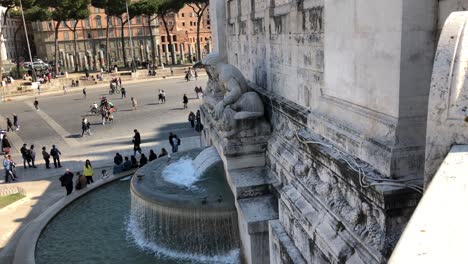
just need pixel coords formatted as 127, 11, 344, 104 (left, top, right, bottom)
182, 22, 185, 27
137, 28, 143, 36
168, 21, 173, 26
190, 21, 193, 26
207, 20, 210, 25
161, 36, 165, 42
136, 16, 141, 24
64, 32, 69, 40
190, 13, 193, 17
181, 13, 185, 17
95, 15, 102, 28
95, 7, 99, 13
108, 17, 113, 26
48, 22, 53, 31
173, 35, 176, 41
98, 30, 104, 37
110, 30, 114, 37
85, 19, 90, 28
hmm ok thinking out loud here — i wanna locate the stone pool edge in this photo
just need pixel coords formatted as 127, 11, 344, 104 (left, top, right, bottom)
12, 169, 138, 264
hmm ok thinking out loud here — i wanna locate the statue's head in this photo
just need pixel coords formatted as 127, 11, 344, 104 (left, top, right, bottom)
193, 52, 225, 81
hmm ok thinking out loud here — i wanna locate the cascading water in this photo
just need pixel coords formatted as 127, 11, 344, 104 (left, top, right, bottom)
128, 147, 240, 263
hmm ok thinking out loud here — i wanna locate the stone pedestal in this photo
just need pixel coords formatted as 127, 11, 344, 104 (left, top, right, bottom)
200, 104, 277, 264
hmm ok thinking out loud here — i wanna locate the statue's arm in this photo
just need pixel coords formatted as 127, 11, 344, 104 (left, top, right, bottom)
221, 78, 242, 107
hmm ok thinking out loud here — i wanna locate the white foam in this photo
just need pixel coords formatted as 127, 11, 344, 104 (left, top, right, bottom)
162, 158, 200, 188
126, 215, 240, 264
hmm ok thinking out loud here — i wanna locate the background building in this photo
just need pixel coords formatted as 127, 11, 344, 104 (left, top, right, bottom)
31, 6, 160, 70
0, 7, 29, 64
158, 5, 212, 64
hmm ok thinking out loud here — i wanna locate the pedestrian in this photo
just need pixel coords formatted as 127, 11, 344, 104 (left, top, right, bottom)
149, 150, 157, 161
63, 85, 67, 95
50, 145, 62, 168
185, 72, 190, 82
6, 118, 13, 132
170, 66, 174, 76
83, 87, 87, 98
2, 135, 11, 154
114, 153, 123, 165
13, 113, 19, 130
169, 132, 175, 151
29, 145, 37, 168
158, 148, 168, 158
3, 155, 13, 183
158, 89, 163, 104
83, 159, 94, 184
194, 86, 200, 99
161, 90, 166, 104
133, 129, 142, 156
194, 70, 198, 80
183, 94, 188, 109
20, 144, 31, 168
38, 83, 41, 95
33, 98, 39, 111
172, 134, 180, 153
121, 87, 126, 98
42, 146, 50, 169
59, 169, 74, 195
130, 155, 138, 168
139, 154, 148, 167
71, 80, 75, 87
75, 172, 87, 190
188, 111, 195, 128
81, 118, 88, 137
131, 97, 137, 110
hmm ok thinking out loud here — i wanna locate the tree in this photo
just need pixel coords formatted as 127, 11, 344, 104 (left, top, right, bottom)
63, 0, 90, 72
156, 0, 183, 65
185, 0, 208, 61
134, 0, 159, 66
36, 0, 79, 74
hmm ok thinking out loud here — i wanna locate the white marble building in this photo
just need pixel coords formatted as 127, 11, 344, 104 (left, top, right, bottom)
0, 6, 27, 62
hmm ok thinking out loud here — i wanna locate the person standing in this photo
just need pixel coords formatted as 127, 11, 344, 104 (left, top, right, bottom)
121, 87, 126, 98
63, 85, 67, 95
170, 66, 174, 76
168, 132, 175, 152
29, 145, 37, 168
3, 155, 13, 183
59, 169, 74, 195
6, 118, 13, 132
188, 111, 195, 128
33, 98, 39, 111
183, 94, 188, 109
133, 129, 142, 156
42, 147, 50, 169
13, 113, 19, 130
172, 134, 180, 153
83, 159, 94, 184
131, 97, 137, 110
194, 70, 198, 80
83, 87, 87, 98
2, 135, 11, 154
20, 144, 31, 168
50, 145, 62, 168
194, 86, 200, 99
161, 90, 166, 104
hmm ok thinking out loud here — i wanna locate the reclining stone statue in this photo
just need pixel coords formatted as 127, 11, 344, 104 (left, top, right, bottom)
194, 53, 268, 138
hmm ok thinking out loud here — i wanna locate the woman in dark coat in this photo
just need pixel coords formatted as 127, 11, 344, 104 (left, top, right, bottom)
183, 94, 188, 109
148, 150, 157, 161
2, 135, 11, 154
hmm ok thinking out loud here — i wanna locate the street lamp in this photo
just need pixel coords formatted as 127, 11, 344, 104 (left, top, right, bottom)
19, 0, 36, 82
125, 0, 136, 72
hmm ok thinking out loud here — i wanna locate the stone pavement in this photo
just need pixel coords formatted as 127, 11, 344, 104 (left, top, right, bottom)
0, 76, 205, 264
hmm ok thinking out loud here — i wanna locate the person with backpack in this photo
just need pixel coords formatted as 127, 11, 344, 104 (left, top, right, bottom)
50, 145, 62, 168
20, 144, 31, 168
42, 146, 50, 169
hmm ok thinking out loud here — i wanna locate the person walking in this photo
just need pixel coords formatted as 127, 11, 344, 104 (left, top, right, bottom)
20, 144, 31, 168
83, 159, 94, 184
161, 90, 166, 104
13, 113, 19, 130
59, 169, 74, 195
170, 66, 174, 76
131, 97, 137, 110
29, 145, 37, 168
6, 118, 13, 132
81, 118, 91, 137
42, 147, 50, 169
50, 145, 62, 168
148, 150, 157, 161
121, 87, 126, 98
33, 98, 39, 111
194, 70, 198, 80
188, 111, 195, 128
3, 155, 13, 183
194, 86, 200, 99
139, 154, 148, 167
63, 85, 67, 95
2, 135, 11, 154
133, 129, 142, 156
183, 94, 188, 109
83, 87, 87, 98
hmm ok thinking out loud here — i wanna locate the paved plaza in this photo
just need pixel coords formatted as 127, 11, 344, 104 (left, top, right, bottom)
0, 76, 207, 263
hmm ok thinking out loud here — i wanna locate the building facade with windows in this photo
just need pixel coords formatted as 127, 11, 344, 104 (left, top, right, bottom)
158, 5, 212, 63
0, 7, 29, 64
31, 6, 160, 70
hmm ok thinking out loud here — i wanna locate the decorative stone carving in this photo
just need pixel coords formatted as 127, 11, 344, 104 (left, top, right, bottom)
194, 52, 268, 138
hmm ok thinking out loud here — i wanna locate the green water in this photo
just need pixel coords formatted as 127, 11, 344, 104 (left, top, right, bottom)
35, 180, 193, 264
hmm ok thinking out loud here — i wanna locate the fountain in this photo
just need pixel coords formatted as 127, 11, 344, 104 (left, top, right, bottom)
128, 147, 240, 262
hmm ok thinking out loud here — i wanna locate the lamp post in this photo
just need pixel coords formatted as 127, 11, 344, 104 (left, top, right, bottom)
125, 0, 136, 72
19, 0, 36, 82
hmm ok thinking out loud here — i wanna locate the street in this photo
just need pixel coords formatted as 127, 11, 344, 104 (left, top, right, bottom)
0, 76, 207, 182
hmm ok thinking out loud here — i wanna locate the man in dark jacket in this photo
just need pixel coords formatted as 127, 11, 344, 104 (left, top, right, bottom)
133, 130, 142, 156
114, 153, 123, 165
42, 147, 51, 169
59, 169, 74, 195
50, 145, 62, 168
168, 132, 175, 149
20, 144, 31, 168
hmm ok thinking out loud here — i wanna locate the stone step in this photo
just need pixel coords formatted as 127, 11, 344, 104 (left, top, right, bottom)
229, 167, 278, 199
